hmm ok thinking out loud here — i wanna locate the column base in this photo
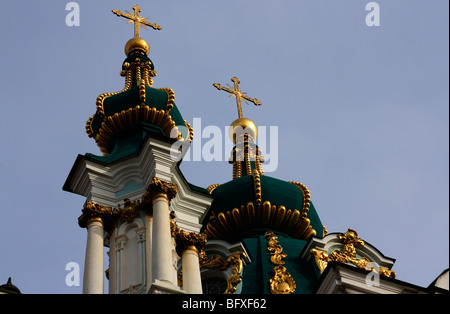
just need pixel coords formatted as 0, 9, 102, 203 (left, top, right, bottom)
148, 279, 186, 294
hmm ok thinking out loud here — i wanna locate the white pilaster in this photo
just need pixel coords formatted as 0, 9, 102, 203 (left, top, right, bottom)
108, 225, 117, 294
145, 214, 153, 293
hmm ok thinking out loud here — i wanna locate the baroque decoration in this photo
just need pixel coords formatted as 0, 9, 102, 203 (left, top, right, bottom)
310, 228, 396, 278
265, 232, 296, 294
78, 201, 116, 232
198, 251, 247, 294
78, 177, 178, 232
142, 177, 178, 205
170, 211, 246, 294
170, 211, 207, 256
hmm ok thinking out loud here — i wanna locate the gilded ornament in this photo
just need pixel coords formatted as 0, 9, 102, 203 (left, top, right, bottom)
158, 88, 175, 113
204, 201, 316, 240
310, 228, 396, 279
228, 136, 264, 177
170, 210, 207, 256
229, 118, 258, 143
224, 253, 246, 294
270, 266, 297, 294
139, 79, 146, 105
173, 227, 207, 257
184, 120, 194, 143
199, 252, 230, 271
265, 232, 296, 294
124, 37, 150, 56
288, 181, 311, 216
143, 177, 178, 204
196, 251, 246, 294
252, 170, 262, 206
92, 106, 182, 155
116, 198, 141, 223
78, 201, 117, 232
378, 266, 396, 278
206, 184, 220, 194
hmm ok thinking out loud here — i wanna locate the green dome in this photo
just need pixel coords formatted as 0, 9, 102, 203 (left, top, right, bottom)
203, 174, 324, 241
86, 50, 192, 155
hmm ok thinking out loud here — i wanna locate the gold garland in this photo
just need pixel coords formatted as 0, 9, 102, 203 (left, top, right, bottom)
206, 184, 220, 194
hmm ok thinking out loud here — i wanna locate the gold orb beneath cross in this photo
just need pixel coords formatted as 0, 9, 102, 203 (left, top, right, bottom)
229, 118, 258, 143
125, 37, 150, 56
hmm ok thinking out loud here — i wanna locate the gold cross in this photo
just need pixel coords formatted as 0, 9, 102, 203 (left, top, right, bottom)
112, 5, 162, 38
213, 77, 262, 119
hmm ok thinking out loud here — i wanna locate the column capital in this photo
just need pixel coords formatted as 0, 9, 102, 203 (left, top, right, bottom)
171, 215, 207, 256
143, 177, 178, 205
78, 201, 116, 231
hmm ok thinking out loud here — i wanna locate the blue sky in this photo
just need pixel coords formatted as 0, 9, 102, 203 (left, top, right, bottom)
0, 1, 448, 293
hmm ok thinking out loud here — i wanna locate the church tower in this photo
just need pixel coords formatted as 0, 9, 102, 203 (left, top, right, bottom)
63, 5, 214, 294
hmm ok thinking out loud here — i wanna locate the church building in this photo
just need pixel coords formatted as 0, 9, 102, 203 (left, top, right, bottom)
61, 5, 448, 295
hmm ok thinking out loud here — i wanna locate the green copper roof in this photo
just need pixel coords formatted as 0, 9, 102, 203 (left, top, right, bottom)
89, 86, 186, 137
85, 48, 191, 155
202, 175, 324, 241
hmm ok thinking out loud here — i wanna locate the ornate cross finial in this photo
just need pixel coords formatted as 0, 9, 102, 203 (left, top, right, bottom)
112, 5, 162, 38
213, 77, 262, 119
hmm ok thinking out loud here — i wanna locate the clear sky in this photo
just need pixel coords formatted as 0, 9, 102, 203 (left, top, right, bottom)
0, 0, 448, 293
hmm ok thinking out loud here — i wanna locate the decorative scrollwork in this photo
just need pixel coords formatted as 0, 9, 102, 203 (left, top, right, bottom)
224, 253, 246, 294
116, 198, 141, 223
310, 228, 396, 278
265, 232, 296, 294
198, 251, 246, 294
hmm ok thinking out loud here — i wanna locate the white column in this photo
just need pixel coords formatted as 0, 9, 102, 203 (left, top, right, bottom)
145, 214, 153, 293
83, 218, 104, 294
182, 246, 203, 294
151, 194, 175, 285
